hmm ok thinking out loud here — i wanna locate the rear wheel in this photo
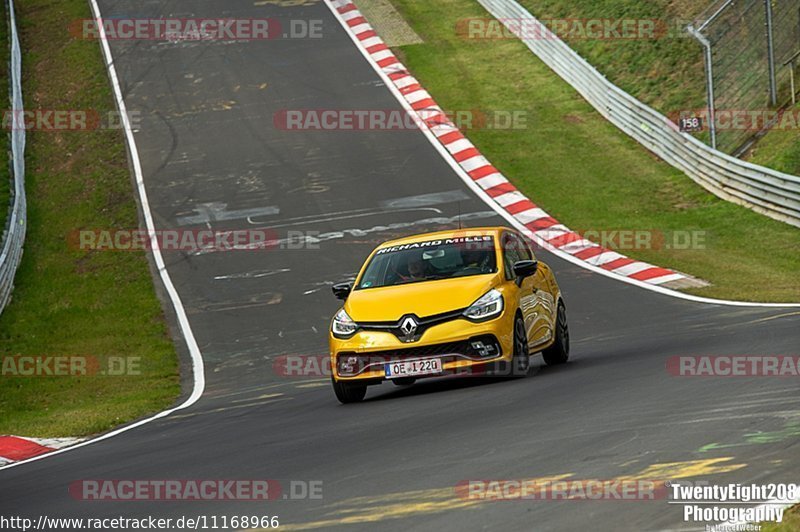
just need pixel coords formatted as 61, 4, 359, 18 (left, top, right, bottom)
331, 376, 367, 403
542, 301, 569, 365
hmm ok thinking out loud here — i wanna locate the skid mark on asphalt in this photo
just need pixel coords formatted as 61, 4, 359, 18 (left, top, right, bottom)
255, 459, 745, 530
246, 206, 451, 228
378, 190, 470, 209
190, 293, 283, 313
177, 202, 280, 225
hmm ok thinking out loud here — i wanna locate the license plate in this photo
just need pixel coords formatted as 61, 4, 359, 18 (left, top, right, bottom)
385, 358, 442, 378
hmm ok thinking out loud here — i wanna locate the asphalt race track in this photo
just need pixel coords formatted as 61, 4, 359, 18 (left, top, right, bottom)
1, 1, 799, 530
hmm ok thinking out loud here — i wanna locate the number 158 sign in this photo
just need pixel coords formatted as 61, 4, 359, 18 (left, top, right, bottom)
679, 116, 704, 133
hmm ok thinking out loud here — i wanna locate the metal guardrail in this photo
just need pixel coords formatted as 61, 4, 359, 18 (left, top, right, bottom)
478, 0, 800, 229
0, 0, 26, 314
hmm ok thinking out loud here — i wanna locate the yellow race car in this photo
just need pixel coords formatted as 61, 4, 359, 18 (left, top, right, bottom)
328, 227, 569, 403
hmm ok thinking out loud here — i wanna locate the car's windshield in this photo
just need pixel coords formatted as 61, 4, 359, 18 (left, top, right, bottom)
356, 237, 497, 289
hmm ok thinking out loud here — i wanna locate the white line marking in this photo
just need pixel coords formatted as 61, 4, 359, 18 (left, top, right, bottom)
325, 0, 800, 307
0, 0, 207, 471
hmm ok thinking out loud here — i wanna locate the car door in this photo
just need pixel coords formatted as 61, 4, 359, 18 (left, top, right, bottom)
503, 232, 554, 349
502, 232, 537, 349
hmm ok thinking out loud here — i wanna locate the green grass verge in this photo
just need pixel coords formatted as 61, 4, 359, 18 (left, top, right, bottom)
748, 106, 800, 175
0, 0, 179, 437
761, 504, 800, 531
387, 0, 800, 302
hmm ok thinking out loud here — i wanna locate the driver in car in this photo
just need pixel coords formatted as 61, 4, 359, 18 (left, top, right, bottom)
460, 247, 489, 273
400, 253, 431, 282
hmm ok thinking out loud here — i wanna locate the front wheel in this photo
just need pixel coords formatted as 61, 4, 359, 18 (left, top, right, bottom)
331, 376, 367, 404
510, 314, 530, 376
542, 301, 569, 365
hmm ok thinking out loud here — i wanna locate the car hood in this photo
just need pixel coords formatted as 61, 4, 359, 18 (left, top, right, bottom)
345, 274, 500, 322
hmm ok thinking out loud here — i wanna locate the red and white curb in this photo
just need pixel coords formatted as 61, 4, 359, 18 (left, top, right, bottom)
0, 436, 84, 466
330, 0, 705, 291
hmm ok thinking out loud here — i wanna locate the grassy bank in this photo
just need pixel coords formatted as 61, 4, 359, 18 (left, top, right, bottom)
0, 0, 179, 437
762, 504, 800, 531
517, 0, 707, 113
386, 0, 800, 302
512, 0, 800, 175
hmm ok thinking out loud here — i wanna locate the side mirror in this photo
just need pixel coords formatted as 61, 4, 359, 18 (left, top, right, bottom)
513, 260, 538, 285
332, 282, 352, 300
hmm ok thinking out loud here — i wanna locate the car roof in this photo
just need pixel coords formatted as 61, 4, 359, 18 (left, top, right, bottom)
375, 226, 511, 249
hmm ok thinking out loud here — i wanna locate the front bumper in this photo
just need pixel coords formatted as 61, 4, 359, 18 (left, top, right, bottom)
329, 312, 515, 382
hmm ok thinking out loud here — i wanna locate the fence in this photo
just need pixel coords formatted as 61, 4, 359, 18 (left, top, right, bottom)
689, 0, 800, 155
0, 0, 26, 315
476, 0, 800, 229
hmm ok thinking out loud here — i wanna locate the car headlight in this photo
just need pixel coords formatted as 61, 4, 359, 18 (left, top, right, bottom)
463, 289, 504, 321
332, 308, 358, 338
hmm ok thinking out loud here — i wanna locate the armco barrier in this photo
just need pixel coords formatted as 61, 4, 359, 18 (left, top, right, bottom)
477, 0, 800, 229
0, 0, 26, 315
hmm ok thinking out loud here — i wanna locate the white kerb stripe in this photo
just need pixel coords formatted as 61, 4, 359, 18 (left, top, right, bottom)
460, 156, 490, 172
494, 191, 528, 207
444, 138, 474, 154
475, 173, 507, 190
611, 262, 655, 276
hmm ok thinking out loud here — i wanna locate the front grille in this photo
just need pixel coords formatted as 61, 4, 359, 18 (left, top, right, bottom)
358, 308, 467, 343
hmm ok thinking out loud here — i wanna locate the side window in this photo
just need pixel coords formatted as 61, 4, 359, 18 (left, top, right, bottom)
516, 235, 533, 261
502, 234, 523, 280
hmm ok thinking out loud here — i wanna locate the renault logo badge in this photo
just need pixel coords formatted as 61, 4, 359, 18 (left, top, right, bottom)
399, 316, 418, 338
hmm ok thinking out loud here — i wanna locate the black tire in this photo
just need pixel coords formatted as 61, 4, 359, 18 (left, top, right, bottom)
331, 376, 367, 403
510, 314, 530, 376
392, 377, 416, 386
542, 301, 569, 365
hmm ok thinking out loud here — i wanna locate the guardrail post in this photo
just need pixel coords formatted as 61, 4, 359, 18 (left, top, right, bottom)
765, 0, 778, 106
688, 25, 718, 150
